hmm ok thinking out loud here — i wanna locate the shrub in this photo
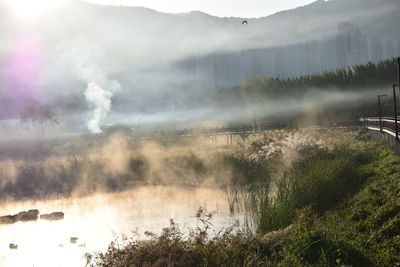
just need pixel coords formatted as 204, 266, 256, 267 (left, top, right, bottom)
277, 224, 371, 267
249, 146, 371, 234
128, 155, 150, 181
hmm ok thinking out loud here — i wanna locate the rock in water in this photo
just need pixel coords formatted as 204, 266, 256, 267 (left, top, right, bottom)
0, 215, 16, 225
16, 209, 40, 222
0, 209, 39, 224
40, 212, 65, 221
9, 244, 18, 250
27, 209, 40, 220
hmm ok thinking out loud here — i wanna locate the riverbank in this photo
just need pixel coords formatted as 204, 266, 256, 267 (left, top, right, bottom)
90, 129, 400, 266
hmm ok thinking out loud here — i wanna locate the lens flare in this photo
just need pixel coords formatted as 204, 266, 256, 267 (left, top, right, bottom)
6, 0, 54, 20
5, 31, 43, 111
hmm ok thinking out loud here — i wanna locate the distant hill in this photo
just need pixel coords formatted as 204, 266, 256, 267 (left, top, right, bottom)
74, 0, 400, 43
0, 0, 398, 121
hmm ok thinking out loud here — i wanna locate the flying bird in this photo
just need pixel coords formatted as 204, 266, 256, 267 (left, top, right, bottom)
242, 20, 248, 25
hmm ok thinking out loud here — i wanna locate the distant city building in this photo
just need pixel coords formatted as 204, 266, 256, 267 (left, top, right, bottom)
337, 22, 366, 67
382, 38, 399, 60
320, 37, 339, 72
183, 22, 400, 91
369, 37, 383, 63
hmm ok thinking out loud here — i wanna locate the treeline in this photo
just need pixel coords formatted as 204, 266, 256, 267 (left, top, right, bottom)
216, 58, 399, 106
270, 58, 396, 96
214, 58, 399, 122
242, 58, 399, 100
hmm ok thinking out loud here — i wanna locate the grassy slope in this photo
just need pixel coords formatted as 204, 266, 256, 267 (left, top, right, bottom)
329, 142, 400, 266
274, 138, 400, 266
92, 132, 400, 267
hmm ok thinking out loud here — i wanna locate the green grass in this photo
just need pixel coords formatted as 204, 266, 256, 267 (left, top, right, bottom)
254, 145, 372, 234
234, 129, 374, 234
323, 143, 400, 266
270, 137, 400, 266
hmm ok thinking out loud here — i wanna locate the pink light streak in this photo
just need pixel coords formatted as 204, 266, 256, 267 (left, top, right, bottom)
5, 29, 43, 112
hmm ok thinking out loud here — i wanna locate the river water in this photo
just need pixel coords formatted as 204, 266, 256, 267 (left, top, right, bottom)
0, 186, 234, 267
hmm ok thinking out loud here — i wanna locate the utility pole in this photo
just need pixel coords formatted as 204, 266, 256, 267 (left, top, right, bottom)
253, 109, 256, 132
398, 57, 400, 89
397, 57, 400, 104
378, 94, 387, 132
393, 84, 399, 139
393, 57, 400, 140
362, 100, 367, 127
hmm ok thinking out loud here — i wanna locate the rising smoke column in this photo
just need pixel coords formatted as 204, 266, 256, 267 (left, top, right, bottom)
55, 41, 122, 134
76, 49, 121, 134
83, 80, 120, 134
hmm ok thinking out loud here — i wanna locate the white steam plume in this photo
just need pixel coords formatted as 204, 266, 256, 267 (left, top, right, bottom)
84, 82, 111, 134
81, 71, 121, 134
58, 40, 122, 134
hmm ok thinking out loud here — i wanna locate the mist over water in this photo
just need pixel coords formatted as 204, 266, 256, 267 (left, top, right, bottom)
0, 0, 398, 266
0, 186, 233, 267
0, 134, 241, 266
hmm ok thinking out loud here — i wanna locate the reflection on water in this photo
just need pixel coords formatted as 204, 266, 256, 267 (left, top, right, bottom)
0, 186, 234, 267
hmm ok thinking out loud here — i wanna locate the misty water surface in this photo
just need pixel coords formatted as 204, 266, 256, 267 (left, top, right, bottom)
0, 186, 234, 267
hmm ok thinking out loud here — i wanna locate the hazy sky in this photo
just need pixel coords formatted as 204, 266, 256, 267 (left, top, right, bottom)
88, 0, 317, 18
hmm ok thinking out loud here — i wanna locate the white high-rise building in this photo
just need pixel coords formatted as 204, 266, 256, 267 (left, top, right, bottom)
187, 22, 397, 91
369, 37, 383, 63
337, 22, 366, 67
382, 38, 399, 60
320, 37, 339, 72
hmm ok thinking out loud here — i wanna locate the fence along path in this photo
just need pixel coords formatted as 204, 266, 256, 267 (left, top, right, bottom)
131, 120, 361, 145
363, 117, 400, 154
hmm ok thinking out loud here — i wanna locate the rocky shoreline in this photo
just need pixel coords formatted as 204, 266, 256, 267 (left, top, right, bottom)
0, 210, 64, 225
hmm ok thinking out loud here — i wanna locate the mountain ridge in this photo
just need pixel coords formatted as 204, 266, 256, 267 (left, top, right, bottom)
76, 0, 399, 39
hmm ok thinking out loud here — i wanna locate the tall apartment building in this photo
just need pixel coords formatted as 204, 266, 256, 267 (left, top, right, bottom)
337, 23, 360, 66
183, 22, 399, 91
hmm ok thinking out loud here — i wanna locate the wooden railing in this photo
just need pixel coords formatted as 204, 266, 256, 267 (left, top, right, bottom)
133, 120, 362, 139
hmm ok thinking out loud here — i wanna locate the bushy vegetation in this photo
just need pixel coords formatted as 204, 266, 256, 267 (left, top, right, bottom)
276, 139, 400, 266
88, 211, 274, 267
253, 145, 372, 234
0, 133, 278, 201
275, 217, 371, 267
91, 129, 400, 266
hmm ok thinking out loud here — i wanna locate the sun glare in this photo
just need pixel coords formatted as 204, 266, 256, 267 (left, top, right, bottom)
6, 0, 54, 20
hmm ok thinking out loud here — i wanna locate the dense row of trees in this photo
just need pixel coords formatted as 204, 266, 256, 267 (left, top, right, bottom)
214, 58, 399, 123
239, 58, 399, 101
